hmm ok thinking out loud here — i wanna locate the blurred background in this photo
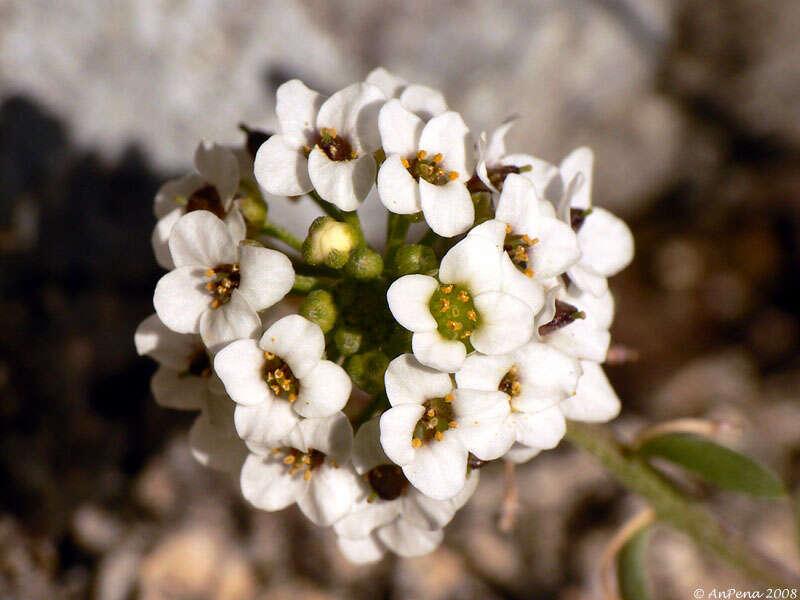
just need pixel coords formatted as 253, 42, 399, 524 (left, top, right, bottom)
1, 1, 799, 598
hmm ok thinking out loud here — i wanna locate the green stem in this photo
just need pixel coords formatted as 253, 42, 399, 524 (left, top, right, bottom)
418, 226, 438, 247
292, 274, 322, 293
566, 422, 799, 587
308, 190, 342, 219
384, 214, 411, 261
261, 220, 303, 252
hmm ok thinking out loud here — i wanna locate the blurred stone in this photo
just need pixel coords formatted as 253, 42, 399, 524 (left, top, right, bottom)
71, 504, 123, 555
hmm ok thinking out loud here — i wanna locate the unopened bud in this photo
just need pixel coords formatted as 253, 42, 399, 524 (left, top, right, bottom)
345, 350, 389, 394
334, 326, 363, 356
344, 247, 383, 279
238, 193, 267, 231
302, 217, 359, 269
393, 244, 437, 276
299, 289, 338, 333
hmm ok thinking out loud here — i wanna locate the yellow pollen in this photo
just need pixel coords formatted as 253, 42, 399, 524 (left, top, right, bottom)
427, 408, 436, 418
264, 351, 274, 359
467, 310, 477, 322
448, 421, 458, 428
461, 330, 472, 338
412, 438, 422, 448
274, 369, 283, 378
417, 150, 427, 160
448, 171, 459, 181
283, 455, 295, 465
331, 459, 339, 468
439, 298, 451, 312
435, 431, 444, 441
205, 282, 215, 291
349, 149, 358, 159
440, 285, 453, 294
432, 153, 443, 163
457, 290, 470, 302
525, 268, 534, 278
288, 393, 297, 403
401, 157, 410, 168
505, 224, 512, 234
211, 299, 221, 309
269, 448, 280, 455
522, 235, 534, 244
304, 470, 312, 481
445, 393, 454, 403
205, 268, 215, 277
301, 455, 311, 464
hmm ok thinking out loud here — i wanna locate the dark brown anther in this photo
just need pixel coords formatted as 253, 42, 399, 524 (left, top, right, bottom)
187, 185, 226, 219
538, 299, 586, 336
367, 464, 409, 500
570, 207, 592, 232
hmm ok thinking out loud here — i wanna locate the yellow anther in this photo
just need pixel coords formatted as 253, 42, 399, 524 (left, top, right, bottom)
264, 351, 275, 359
435, 431, 444, 442
412, 438, 422, 448
349, 149, 358, 159
205, 282, 215, 291
331, 460, 339, 468
524, 268, 534, 278
301, 454, 311, 464
445, 394, 454, 403
448, 171, 459, 181
211, 299, 221, 309
441, 284, 453, 294
505, 224, 512, 234
417, 150, 427, 160
427, 408, 436, 418
274, 369, 283, 378
448, 421, 458, 429
304, 470, 312, 481
321, 127, 337, 137
522, 235, 534, 244
467, 310, 477, 322
205, 268, 215, 277
432, 153, 443, 163
457, 290, 470, 302
439, 298, 451, 312
452, 322, 463, 331
283, 455, 295, 465
269, 448, 280, 455
446, 320, 458, 330
461, 330, 472, 338
530, 237, 539, 245
289, 466, 299, 475
401, 157, 410, 168
288, 393, 297, 403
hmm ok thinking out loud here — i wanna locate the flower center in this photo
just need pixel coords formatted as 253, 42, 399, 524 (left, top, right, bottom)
412, 395, 457, 447
181, 346, 212, 378
263, 351, 299, 402
402, 150, 459, 186
503, 226, 539, 278
204, 263, 240, 308
185, 184, 226, 220
273, 447, 326, 481
538, 299, 586, 336
570, 208, 592, 232
498, 365, 522, 398
316, 127, 357, 161
366, 464, 409, 501
428, 283, 480, 351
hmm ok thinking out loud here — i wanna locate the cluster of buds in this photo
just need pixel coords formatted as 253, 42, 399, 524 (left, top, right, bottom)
135, 67, 634, 562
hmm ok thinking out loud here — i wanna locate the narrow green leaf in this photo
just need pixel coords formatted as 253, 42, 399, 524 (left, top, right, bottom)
617, 526, 653, 600
637, 433, 785, 498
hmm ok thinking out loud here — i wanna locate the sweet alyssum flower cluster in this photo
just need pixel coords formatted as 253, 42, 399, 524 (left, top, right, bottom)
135, 67, 634, 562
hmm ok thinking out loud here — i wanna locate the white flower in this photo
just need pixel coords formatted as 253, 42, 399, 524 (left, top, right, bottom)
189, 395, 249, 474
153, 211, 294, 352
254, 80, 385, 211
152, 141, 246, 270
556, 148, 634, 296
134, 313, 220, 411
455, 342, 581, 455
537, 282, 614, 363
239, 413, 362, 526
214, 314, 352, 445
387, 230, 536, 372
379, 354, 512, 500
377, 101, 475, 237
559, 360, 621, 422
366, 67, 447, 121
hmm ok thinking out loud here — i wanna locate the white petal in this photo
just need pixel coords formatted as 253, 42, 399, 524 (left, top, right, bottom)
153, 173, 204, 219
297, 412, 354, 464
567, 263, 609, 297
253, 135, 311, 196
199, 290, 261, 354
213, 339, 271, 407
237, 245, 295, 312
384, 353, 454, 407
468, 219, 506, 248
577, 207, 634, 277
260, 314, 324, 379
223, 204, 247, 245
337, 534, 386, 564
512, 405, 566, 449
378, 99, 423, 157
452, 389, 514, 460
500, 253, 545, 314
335, 498, 400, 539
366, 67, 406, 98
402, 435, 468, 500
418, 111, 473, 177
134, 313, 198, 370
419, 179, 473, 238
502, 154, 562, 205
308, 149, 375, 211
512, 342, 581, 409
495, 173, 540, 231
543, 316, 610, 363
411, 331, 466, 373
234, 401, 299, 449
471, 292, 534, 354
560, 360, 621, 422
376, 519, 444, 557
563, 285, 615, 330
352, 417, 389, 475
525, 216, 581, 279
504, 443, 542, 464
377, 154, 422, 214
485, 119, 516, 167
189, 411, 248, 473
380, 403, 425, 465
240, 454, 307, 511
153, 266, 210, 334
298, 463, 362, 526
151, 367, 208, 410
151, 208, 182, 270
275, 79, 323, 144
402, 471, 478, 530
168, 211, 236, 268
559, 147, 594, 209
399, 85, 447, 121
193, 141, 239, 202
316, 82, 385, 152
438, 235, 503, 294
295, 360, 351, 418
454, 352, 514, 392
386, 275, 438, 332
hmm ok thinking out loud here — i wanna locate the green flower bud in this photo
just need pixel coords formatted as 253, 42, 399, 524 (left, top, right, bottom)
237, 179, 268, 232
472, 191, 494, 226
334, 326, 363, 356
345, 350, 389, 394
302, 217, 359, 269
344, 247, 384, 279
393, 244, 438, 276
299, 289, 338, 333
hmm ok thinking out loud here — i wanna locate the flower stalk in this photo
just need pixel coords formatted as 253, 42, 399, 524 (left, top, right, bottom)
261, 219, 304, 252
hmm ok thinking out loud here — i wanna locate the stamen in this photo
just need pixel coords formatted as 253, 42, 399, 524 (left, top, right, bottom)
467, 310, 477, 322
448, 171, 459, 181
417, 150, 427, 160
412, 438, 422, 448
283, 455, 296, 465
432, 153, 443, 163
435, 431, 444, 441
401, 157, 410, 168
304, 470, 312, 481
205, 269, 216, 277
525, 268, 534, 278
441, 284, 453, 294
448, 421, 458, 428
457, 290, 470, 302
445, 394, 454, 403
